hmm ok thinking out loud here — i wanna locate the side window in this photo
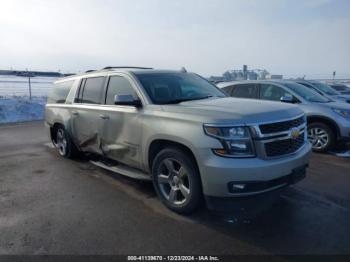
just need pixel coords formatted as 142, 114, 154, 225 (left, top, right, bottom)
80, 77, 105, 104
232, 84, 257, 98
105, 76, 136, 105
260, 84, 291, 101
222, 86, 233, 96
47, 80, 74, 104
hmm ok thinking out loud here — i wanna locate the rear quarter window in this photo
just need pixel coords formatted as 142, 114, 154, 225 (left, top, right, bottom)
47, 80, 75, 104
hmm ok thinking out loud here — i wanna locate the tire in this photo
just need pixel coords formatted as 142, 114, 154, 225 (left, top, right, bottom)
307, 122, 335, 152
152, 147, 202, 214
53, 125, 79, 159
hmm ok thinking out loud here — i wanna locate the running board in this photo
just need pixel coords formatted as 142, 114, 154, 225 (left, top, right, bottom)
90, 160, 151, 181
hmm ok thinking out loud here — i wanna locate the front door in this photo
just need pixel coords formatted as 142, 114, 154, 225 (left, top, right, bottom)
98, 74, 143, 169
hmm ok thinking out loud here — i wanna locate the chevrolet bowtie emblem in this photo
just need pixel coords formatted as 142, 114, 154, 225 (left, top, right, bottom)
290, 128, 300, 139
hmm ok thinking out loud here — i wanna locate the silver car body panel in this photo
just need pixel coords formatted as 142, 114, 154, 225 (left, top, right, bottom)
218, 80, 350, 139
46, 70, 312, 198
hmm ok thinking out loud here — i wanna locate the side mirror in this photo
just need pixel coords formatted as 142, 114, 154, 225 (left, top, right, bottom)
280, 94, 296, 103
114, 95, 142, 107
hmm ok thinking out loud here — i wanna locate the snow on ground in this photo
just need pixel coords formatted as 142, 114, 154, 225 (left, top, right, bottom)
0, 96, 47, 124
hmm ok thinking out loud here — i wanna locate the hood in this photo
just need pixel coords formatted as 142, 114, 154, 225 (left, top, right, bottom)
160, 97, 303, 125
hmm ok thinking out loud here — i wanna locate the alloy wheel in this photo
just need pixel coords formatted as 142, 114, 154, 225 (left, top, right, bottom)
157, 158, 191, 206
56, 128, 67, 156
308, 127, 329, 150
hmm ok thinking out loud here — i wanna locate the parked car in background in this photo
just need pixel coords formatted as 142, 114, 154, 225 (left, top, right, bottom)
217, 80, 350, 152
328, 83, 350, 95
295, 80, 350, 104
45, 67, 311, 214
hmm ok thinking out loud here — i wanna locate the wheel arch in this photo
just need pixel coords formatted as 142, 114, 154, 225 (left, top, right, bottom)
307, 115, 340, 139
147, 139, 200, 176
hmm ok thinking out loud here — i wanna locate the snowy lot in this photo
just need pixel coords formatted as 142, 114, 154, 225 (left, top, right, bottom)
0, 75, 58, 123
0, 97, 47, 123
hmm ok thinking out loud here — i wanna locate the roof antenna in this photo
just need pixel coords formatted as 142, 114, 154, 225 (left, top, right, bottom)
180, 67, 187, 73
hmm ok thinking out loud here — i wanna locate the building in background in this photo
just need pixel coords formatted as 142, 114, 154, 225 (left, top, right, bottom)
209, 65, 278, 82
265, 74, 283, 80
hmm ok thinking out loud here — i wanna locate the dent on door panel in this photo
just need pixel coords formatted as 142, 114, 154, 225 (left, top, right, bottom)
99, 108, 142, 169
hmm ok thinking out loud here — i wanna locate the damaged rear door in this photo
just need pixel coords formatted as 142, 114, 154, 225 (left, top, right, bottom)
71, 76, 106, 154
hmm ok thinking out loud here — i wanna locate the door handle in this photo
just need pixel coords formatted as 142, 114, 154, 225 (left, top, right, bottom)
100, 114, 110, 120
72, 111, 79, 116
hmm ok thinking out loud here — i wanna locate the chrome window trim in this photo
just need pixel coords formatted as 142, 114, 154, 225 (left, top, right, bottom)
45, 103, 138, 113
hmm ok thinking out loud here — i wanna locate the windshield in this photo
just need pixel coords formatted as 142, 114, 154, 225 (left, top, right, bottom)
135, 72, 226, 104
310, 81, 340, 95
283, 82, 331, 103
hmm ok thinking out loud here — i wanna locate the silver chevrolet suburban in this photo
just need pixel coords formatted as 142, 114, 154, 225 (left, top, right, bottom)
45, 67, 311, 214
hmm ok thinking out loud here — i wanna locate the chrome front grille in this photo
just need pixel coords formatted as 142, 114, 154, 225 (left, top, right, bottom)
252, 114, 307, 159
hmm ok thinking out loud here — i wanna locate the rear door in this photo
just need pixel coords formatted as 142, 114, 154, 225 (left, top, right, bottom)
71, 76, 106, 154
258, 83, 292, 102
99, 74, 143, 169
231, 84, 258, 99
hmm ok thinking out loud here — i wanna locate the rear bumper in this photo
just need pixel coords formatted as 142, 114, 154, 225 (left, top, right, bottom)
205, 165, 307, 212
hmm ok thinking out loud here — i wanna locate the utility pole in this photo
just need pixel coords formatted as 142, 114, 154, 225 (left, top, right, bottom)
26, 69, 32, 100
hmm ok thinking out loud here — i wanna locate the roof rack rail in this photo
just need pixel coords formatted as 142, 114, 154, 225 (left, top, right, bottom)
102, 66, 153, 70
85, 70, 97, 73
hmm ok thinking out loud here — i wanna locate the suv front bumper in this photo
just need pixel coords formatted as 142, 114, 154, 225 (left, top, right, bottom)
205, 165, 307, 212
197, 142, 312, 198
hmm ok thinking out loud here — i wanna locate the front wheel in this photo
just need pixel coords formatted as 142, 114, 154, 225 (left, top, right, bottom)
307, 122, 335, 152
152, 148, 202, 214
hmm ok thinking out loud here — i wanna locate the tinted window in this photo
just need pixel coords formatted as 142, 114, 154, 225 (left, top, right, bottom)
221, 86, 233, 95
81, 77, 105, 104
260, 84, 291, 101
47, 80, 74, 104
232, 84, 257, 98
310, 81, 339, 95
298, 83, 324, 95
283, 82, 330, 103
135, 73, 226, 104
105, 76, 136, 105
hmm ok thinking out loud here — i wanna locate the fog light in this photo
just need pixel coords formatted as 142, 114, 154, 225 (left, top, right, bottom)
232, 184, 246, 191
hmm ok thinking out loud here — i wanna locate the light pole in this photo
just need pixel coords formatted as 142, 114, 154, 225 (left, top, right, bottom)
26, 69, 32, 100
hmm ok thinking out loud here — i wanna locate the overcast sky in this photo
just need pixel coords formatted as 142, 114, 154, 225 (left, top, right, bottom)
0, 0, 349, 78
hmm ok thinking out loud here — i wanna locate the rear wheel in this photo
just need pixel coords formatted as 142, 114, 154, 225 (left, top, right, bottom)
307, 122, 335, 152
53, 126, 79, 158
152, 148, 202, 214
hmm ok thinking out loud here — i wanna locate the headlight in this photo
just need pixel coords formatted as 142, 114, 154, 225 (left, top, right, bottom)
332, 108, 350, 118
203, 125, 255, 157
